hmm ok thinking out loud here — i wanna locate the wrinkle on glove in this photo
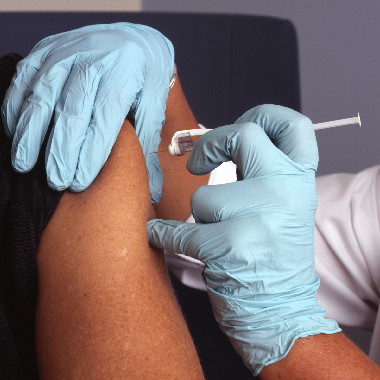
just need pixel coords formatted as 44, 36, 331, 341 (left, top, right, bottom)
1, 23, 175, 203
148, 105, 341, 376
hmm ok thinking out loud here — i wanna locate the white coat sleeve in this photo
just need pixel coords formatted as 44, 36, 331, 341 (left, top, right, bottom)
314, 165, 380, 365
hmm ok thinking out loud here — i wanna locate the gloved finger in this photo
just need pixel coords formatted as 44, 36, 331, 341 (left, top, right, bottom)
190, 181, 253, 223
235, 104, 318, 171
190, 174, 308, 224
9, 58, 77, 173
147, 219, 211, 262
187, 122, 282, 180
2, 55, 43, 139
68, 64, 144, 192
2, 33, 66, 138
146, 152, 163, 205
148, 218, 246, 263
44, 57, 104, 190
134, 85, 169, 204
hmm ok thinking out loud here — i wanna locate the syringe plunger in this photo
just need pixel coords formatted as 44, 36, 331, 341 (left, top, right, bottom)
313, 113, 361, 130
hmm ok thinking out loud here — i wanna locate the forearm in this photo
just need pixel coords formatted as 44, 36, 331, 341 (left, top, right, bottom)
259, 332, 380, 379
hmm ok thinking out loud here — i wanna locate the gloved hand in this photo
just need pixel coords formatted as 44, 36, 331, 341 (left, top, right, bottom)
1, 23, 175, 203
147, 104, 341, 376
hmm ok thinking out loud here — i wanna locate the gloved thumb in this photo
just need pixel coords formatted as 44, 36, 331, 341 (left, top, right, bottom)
147, 219, 204, 261
235, 104, 319, 171
186, 122, 281, 180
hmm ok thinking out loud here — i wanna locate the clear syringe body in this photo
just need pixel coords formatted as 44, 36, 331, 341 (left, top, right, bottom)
168, 114, 361, 156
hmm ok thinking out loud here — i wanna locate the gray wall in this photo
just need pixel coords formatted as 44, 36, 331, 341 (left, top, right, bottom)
0, 0, 141, 11
144, 0, 380, 177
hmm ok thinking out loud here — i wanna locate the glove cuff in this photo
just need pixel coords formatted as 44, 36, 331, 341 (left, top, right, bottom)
206, 285, 342, 376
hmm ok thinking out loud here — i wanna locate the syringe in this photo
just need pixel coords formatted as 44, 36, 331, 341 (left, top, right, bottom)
155, 114, 361, 156
313, 113, 361, 131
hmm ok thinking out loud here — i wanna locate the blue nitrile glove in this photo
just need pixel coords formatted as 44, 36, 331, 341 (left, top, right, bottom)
1, 23, 175, 203
147, 104, 341, 376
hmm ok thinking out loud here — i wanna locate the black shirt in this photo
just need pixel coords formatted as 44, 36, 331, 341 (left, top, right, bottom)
0, 52, 64, 379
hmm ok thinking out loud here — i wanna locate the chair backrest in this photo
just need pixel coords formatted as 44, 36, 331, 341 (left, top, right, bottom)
0, 12, 300, 129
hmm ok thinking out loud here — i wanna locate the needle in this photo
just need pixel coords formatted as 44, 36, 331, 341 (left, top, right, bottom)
149, 150, 169, 154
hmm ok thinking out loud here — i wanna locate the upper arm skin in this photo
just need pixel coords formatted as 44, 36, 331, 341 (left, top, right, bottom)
35, 120, 205, 379
153, 75, 210, 222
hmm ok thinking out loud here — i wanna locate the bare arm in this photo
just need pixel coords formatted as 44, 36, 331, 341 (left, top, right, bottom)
259, 332, 380, 379
35, 117, 205, 379
153, 75, 209, 222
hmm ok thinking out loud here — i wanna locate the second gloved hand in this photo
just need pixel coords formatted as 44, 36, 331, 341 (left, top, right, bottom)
1, 23, 175, 203
147, 105, 341, 376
